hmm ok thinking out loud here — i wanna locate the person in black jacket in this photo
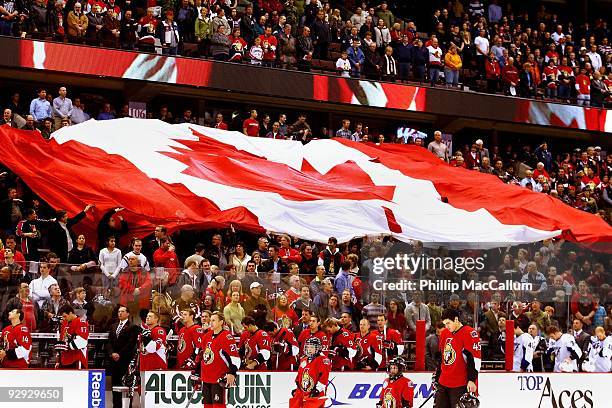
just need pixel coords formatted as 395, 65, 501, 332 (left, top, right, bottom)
412, 39, 428, 82
312, 9, 331, 60
47, 204, 93, 262
96, 207, 128, 250
518, 62, 537, 98
363, 42, 382, 80
590, 71, 610, 107
395, 34, 413, 82
297, 26, 314, 72
107, 306, 139, 408
239, 5, 256, 44
0, 187, 25, 234
120, 9, 138, 50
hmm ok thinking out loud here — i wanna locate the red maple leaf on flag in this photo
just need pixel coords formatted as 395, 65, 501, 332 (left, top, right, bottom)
163, 128, 396, 202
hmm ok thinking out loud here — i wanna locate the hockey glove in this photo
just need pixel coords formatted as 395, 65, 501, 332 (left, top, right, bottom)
189, 373, 202, 391
140, 329, 152, 344
183, 358, 196, 370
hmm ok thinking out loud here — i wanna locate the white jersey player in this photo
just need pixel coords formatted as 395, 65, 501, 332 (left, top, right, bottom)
546, 326, 582, 372
584, 327, 612, 373
513, 325, 539, 372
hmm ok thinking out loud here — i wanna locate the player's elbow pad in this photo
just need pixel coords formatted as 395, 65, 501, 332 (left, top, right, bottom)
70, 336, 88, 350
374, 352, 383, 366
145, 340, 157, 354
258, 349, 271, 362
6, 349, 18, 360
229, 355, 242, 375
568, 347, 581, 360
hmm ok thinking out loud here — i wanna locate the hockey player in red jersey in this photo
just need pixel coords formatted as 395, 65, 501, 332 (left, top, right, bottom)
264, 321, 300, 370
433, 308, 481, 408
353, 318, 382, 370
373, 314, 405, 370
190, 311, 241, 408
239, 316, 272, 370
0, 309, 32, 368
378, 357, 414, 408
54, 304, 89, 369
139, 311, 168, 370
298, 315, 329, 355
176, 308, 203, 369
290, 337, 332, 408
322, 318, 356, 371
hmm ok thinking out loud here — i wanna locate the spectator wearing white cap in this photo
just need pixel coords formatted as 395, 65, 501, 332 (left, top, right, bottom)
243, 281, 271, 318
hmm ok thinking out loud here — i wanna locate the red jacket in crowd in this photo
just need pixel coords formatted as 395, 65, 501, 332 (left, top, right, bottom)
279, 246, 302, 264
502, 64, 519, 85
485, 59, 501, 80
153, 247, 181, 285
576, 73, 591, 95
118, 268, 152, 310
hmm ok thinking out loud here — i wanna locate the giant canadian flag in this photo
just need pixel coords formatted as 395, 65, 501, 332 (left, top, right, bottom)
0, 119, 610, 247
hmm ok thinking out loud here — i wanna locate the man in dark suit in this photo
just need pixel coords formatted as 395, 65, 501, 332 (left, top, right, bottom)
145, 225, 168, 261
293, 308, 313, 339
107, 305, 139, 408
569, 318, 591, 354
47, 204, 94, 262
519, 62, 537, 97
260, 245, 287, 275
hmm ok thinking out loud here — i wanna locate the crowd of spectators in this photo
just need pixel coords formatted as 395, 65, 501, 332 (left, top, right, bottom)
0, 1, 610, 105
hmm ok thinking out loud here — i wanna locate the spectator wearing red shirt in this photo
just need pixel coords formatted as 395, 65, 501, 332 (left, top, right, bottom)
571, 280, 596, 327
0, 235, 26, 270
485, 52, 501, 92
153, 237, 181, 286
533, 162, 550, 180
118, 254, 152, 314
387, 299, 407, 339
501, 57, 519, 95
242, 109, 260, 136
137, 7, 159, 52
575, 68, 591, 106
213, 112, 228, 130
278, 234, 302, 264
258, 27, 278, 66
465, 144, 481, 169
543, 58, 560, 99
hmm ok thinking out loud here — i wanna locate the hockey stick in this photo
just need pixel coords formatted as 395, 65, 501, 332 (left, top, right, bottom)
415, 389, 436, 408
183, 386, 196, 408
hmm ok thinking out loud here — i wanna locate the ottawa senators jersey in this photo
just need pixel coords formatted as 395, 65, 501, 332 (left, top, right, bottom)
354, 330, 382, 368
380, 375, 414, 408
140, 325, 167, 370
176, 324, 202, 368
270, 327, 300, 370
438, 325, 481, 388
330, 328, 356, 370
60, 316, 89, 368
1, 323, 32, 368
295, 354, 332, 393
200, 329, 240, 383
298, 329, 329, 355
373, 328, 404, 368
239, 329, 271, 370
